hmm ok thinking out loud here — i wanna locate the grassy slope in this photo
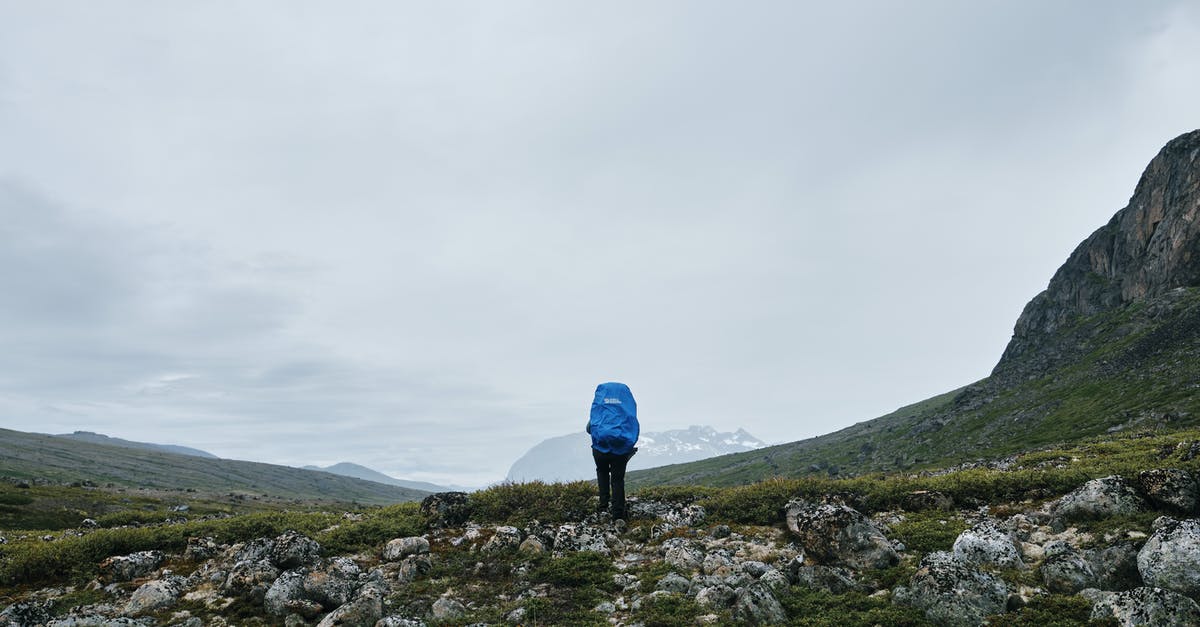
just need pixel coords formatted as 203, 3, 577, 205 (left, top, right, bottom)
0, 429, 429, 505
630, 287, 1200, 489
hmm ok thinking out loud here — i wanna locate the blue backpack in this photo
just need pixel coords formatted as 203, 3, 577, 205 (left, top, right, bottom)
589, 382, 639, 456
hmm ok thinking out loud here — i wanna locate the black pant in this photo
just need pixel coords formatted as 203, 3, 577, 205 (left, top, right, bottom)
593, 449, 632, 519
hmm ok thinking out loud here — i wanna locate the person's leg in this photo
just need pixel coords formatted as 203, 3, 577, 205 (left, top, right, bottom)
592, 449, 611, 512
610, 452, 631, 520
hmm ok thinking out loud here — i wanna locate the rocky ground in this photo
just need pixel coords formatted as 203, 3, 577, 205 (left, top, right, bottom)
4, 470, 1200, 626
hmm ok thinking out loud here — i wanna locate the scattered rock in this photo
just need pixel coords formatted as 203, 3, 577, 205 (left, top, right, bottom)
733, 582, 787, 625
1138, 469, 1199, 514
784, 499, 899, 569
903, 491, 954, 512
222, 560, 281, 600
1137, 517, 1200, 598
482, 526, 522, 552
1052, 476, 1145, 521
656, 571, 692, 594
124, 576, 186, 616
1041, 541, 1097, 594
376, 616, 427, 627
662, 539, 704, 572
693, 585, 736, 608
185, 537, 220, 561
265, 570, 323, 618
316, 582, 384, 627
1085, 586, 1200, 626
430, 597, 466, 620
419, 492, 472, 527
791, 565, 861, 594
303, 557, 361, 609
99, 551, 164, 583
382, 537, 429, 562
628, 499, 708, 526
893, 551, 1009, 627
0, 601, 50, 627
952, 520, 1024, 569
232, 537, 276, 564
758, 568, 791, 595
552, 523, 610, 555
1089, 542, 1143, 591
518, 536, 545, 554
396, 554, 432, 583
270, 531, 321, 569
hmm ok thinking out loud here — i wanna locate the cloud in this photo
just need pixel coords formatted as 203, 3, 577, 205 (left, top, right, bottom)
1, 2, 1198, 486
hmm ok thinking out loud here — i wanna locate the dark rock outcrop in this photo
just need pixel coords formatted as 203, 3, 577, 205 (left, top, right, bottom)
998, 129, 1200, 375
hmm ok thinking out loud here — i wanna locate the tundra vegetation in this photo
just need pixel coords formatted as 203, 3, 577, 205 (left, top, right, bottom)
4, 426, 1200, 625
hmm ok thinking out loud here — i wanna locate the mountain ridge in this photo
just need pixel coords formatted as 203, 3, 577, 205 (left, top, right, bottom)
302, 462, 456, 493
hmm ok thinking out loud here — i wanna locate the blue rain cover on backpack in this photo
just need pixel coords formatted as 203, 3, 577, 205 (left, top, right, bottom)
589, 382, 639, 455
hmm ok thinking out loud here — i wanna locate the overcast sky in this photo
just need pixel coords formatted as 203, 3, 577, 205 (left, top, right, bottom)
2, 2, 1198, 487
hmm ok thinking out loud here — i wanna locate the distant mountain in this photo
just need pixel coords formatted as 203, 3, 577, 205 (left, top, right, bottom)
630, 128, 1200, 489
55, 431, 219, 459
0, 427, 428, 504
302, 462, 454, 493
506, 425, 766, 483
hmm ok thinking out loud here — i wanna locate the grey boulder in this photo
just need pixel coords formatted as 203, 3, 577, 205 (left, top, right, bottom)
784, 499, 898, 569
952, 520, 1024, 569
1053, 475, 1145, 521
893, 551, 1009, 627
1085, 586, 1200, 626
1137, 517, 1200, 598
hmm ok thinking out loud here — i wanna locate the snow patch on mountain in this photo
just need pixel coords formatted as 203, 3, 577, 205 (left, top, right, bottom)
506, 425, 766, 483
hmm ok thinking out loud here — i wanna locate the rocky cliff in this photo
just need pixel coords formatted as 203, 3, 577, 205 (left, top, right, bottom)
997, 129, 1200, 377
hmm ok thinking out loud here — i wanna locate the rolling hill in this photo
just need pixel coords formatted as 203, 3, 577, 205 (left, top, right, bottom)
54, 430, 219, 459
303, 462, 455, 493
630, 128, 1200, 488
0, 427, 428, 505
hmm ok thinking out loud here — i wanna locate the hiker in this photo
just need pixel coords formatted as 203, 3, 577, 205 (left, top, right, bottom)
587, 381, 639, 520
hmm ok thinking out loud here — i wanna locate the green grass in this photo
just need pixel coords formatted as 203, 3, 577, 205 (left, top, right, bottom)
468, 480, 594, 526
631, 593, 712, 626
888, 511, 968, 554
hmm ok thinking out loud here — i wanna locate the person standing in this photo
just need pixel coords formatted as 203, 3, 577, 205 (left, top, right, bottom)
587, 381, 639, 520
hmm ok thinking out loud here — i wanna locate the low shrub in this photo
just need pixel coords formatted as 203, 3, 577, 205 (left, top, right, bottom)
469, 481, 594, 526
0, 511, 339, 586
632, 592, 710, 627
889, 511, 968, 554
316, 503, 424, 554
987, 594, 1116, 626
778, 587, 928, 626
